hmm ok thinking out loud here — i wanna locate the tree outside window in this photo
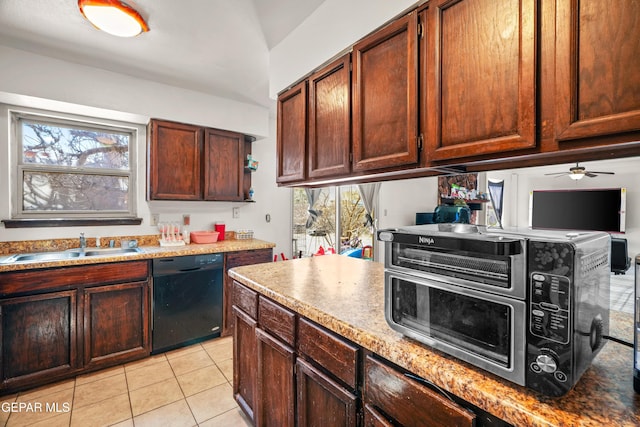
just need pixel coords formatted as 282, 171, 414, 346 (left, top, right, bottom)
292, 185, 374, 258
13, 112, 136, 218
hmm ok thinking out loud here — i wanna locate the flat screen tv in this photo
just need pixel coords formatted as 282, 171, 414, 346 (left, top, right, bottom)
530, 188, 626, 233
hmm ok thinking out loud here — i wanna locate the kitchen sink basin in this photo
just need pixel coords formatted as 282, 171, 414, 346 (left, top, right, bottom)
82, 247, 144, 257
1, 251, 83, 263
0, 247, 144, 264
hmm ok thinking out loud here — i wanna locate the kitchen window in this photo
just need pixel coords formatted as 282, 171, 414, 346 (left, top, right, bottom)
8, 109, 140, 224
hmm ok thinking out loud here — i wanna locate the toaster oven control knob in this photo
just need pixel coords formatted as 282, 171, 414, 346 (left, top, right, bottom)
535, 354, 558, 373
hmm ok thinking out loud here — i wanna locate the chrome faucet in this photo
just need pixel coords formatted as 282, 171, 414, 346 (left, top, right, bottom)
79, 233, 87, 249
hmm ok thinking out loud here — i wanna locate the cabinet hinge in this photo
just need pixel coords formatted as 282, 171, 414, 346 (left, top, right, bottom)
349, 152, 353, 162
417, 134, 424, 150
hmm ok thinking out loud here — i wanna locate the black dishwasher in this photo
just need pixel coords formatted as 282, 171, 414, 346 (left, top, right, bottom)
152, 254, 223, 354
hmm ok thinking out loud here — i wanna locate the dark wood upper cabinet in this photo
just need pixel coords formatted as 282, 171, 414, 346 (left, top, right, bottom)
277, 82, 307, 183
148, 119, 249, 201
204, 128, 245, 201
555, 0, 640, 143
308, 54, 352, 179
149, 120, 203, 200
424, 0, 537, 162
352, 11, 419, 172
274, 1, 639, 184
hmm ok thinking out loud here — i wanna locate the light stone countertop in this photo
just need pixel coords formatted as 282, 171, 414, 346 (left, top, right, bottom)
0, 238, 275, 273
229, 255, 640, 427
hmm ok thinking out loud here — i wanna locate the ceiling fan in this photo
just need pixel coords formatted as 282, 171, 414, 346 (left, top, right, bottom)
544, 163, 615, 180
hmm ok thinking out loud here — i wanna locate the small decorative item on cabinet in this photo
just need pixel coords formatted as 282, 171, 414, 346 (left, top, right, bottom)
246, 154, 259, 171
235, 229, 254, 240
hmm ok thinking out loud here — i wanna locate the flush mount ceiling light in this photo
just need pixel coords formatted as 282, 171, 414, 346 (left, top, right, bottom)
78, 0, 149, 37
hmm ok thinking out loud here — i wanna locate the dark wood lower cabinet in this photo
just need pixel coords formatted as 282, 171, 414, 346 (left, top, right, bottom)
364, 355, 475, 427
255, 328, 295, 427
232, 281, 513, 426
0, 290, 78, 391
233, 305, 258, 422
296, 357, 357, 427
83, 281, 149, 369
0, 261, 150, 395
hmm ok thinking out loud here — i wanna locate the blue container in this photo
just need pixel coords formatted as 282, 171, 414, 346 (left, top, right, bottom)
415, 212, 435, 225
433, 205, 471, 224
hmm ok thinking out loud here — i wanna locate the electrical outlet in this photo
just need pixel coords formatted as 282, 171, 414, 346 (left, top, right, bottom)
151, 214, 159, 226
232, 207, 240, 218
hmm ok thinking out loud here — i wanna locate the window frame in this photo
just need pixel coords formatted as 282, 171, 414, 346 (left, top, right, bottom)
10, 108, 139, 220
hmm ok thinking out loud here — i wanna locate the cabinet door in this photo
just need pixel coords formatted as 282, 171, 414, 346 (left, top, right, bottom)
233, 306, 258, 422
0, 290, 78, 392
296, 357, 357, 427
255, 328, 295, 427
83, 281, 150, 370
352, 11, 419, 172
148, 119, 203, 200
308, 54, 352, 179
555, 0, 640, 142
277, 81, 307, 183
204, 128, 245, 201
425, 0, 537, 161
223, 249, 273, 337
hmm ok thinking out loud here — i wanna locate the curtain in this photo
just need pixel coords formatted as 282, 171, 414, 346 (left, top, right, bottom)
357, 183, 381, 229
488, 179, 504, 228
305, 188, 323, 228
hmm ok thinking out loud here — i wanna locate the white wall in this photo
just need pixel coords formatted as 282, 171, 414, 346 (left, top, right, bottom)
269, 0, 419, 97
0, 46, 268, 137
0, 46, 297, 257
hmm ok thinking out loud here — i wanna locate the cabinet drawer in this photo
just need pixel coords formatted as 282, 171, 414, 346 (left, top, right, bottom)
226, 249, 273, 269
232, 280, 258, 319
258, 296, 295, 346
297, 318, 359, 389
364, 355, 475, 427
0, 261, 149, 297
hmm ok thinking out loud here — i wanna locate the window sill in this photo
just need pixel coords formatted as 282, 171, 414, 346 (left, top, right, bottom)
2, 218, 143, 228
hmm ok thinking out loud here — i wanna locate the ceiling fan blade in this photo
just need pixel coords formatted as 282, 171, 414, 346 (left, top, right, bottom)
589, 171, 615, 175
544, 172, 568, 176
585, 172, 598, 177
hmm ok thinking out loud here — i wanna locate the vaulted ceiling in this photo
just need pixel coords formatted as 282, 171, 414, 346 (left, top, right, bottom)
0, 0, 325, 108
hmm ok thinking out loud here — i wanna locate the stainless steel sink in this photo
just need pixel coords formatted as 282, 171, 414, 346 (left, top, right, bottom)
1, 251, 82, 263
82, 247, 144, 257
0, 247, 144, 264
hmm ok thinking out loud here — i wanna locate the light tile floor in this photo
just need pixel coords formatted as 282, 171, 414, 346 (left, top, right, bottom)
0, 336, 252, 427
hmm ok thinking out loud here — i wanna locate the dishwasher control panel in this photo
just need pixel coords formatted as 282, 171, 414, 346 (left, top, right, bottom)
195, 253, 223, 266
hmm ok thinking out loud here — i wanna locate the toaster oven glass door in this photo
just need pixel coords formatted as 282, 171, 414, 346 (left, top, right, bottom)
390, 277, 519, 368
